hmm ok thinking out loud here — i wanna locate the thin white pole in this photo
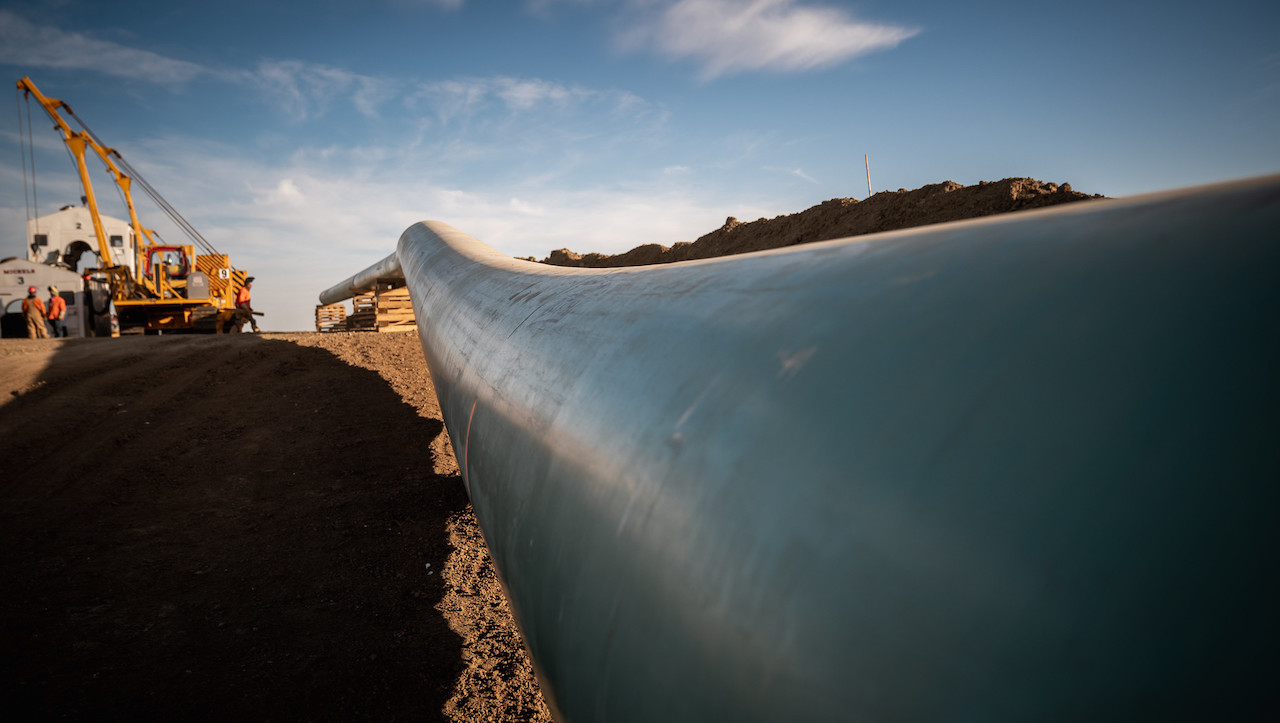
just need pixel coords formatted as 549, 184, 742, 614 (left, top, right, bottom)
865, 154, 871, 198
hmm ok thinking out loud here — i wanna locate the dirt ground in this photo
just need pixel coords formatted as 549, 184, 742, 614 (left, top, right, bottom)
0, 332, 552, 721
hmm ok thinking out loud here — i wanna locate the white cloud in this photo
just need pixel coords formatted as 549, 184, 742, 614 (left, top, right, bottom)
244, 60, 394, 121
411, 76, 646, 124
392, 0, 466, 9
764, 165, 819, 183
0, 10, 207, 85
509, 198, 547, 216
524, 0, 599, 16
413, 79, 491, 126
618, 0, 919, 79
0, 12, 397, 122
494, 77, 587, 110
259, 178, 306, 206
433, 184, 774, 263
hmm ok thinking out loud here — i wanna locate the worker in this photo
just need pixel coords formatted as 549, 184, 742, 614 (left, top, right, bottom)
22, 286, 48, 339
234, 276, 259, 333
46, 285, 67, 338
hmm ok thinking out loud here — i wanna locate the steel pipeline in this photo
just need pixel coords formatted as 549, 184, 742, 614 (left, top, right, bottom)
318, 252, 402, 305
328, 176, 1280, 721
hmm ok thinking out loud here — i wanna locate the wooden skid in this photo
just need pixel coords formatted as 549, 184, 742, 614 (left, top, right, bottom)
344, 280, 417, 332
315, 303, 348, 332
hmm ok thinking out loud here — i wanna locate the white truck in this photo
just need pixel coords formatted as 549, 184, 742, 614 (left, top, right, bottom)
0, 257, 94, 338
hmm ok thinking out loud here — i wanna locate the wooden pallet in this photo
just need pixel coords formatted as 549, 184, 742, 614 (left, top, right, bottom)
315, 303, 347, 332
345, 279, 417, 332
372, 281, 416, 332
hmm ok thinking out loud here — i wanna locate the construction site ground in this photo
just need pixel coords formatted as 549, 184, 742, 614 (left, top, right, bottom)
0, 332, 550, 722
1, 178, 1102, 720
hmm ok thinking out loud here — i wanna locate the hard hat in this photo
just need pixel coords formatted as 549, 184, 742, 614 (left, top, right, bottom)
28, 286, 37, 294
48, 285, 58, 294
245, 276, 255, 283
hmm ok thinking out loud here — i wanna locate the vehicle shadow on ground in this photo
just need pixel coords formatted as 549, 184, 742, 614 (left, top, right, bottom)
0, 335, 469, 720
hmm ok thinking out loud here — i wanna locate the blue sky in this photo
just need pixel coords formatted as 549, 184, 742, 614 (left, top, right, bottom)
2, 0, 1277, 331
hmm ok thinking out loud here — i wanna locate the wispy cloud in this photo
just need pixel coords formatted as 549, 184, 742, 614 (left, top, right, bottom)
618, 0, 919, 79
243, 60, 395, 120
524, 0, 600, 16
0, 10, 207, 85
391, 0, 466, 10
495, 77, 590, 110
764, 165, 819, 183
260, 178, 307, 206
508, 197, 547, 216
411, 76, 647, 125
0, 12, 397, 121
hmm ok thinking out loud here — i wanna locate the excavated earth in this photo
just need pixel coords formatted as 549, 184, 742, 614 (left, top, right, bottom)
0, 178, 1101, 721
540, 177, 1102, 267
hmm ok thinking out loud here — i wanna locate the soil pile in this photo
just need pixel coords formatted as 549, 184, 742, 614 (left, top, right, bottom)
540, 178, 1103, 267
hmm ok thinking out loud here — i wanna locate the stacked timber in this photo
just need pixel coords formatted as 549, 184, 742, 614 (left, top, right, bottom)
314, 303, 347, 332
346, 293, 376, 330
345, 280, 416, 332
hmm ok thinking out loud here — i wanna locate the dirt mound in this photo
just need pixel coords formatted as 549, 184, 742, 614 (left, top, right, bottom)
540, 178, 1104, 268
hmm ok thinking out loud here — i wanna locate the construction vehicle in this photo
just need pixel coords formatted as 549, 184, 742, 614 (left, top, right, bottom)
16, 76, 250, 333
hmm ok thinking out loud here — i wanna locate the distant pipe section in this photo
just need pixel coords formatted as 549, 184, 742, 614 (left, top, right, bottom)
317, 252, 402, 305
332, 176, 1280, 722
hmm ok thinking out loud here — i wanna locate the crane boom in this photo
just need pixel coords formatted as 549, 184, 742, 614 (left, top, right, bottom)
17, 77, 155, 278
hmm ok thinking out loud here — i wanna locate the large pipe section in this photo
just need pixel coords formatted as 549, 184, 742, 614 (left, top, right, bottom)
318, 252, 402, 305
332, 176, 1279, 721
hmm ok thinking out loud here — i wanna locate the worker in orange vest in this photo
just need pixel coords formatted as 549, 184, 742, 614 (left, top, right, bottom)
233, 276, 259, 333
46, 285, 67, 337
22, 286, 48, 339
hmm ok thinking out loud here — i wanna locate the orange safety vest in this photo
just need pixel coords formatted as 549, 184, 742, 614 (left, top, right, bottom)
47, 295, 66, 320
235, 285, 252, 308
22, 297, 46, 316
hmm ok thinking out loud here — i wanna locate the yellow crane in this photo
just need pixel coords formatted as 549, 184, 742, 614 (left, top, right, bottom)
16, 76, 250, 333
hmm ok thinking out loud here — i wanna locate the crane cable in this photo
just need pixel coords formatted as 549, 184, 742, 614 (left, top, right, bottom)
15, 88, 40, 240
